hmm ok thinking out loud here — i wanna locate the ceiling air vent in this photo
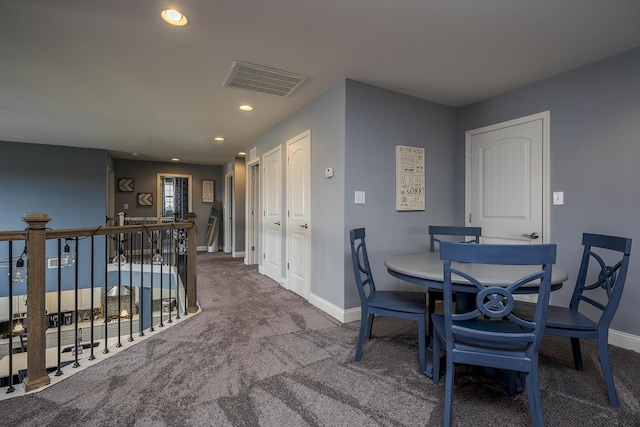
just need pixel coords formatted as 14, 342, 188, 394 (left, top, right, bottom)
223, 61, 306, 97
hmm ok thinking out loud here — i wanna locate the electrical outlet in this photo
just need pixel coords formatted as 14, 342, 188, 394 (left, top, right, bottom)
355, 191, 365, 204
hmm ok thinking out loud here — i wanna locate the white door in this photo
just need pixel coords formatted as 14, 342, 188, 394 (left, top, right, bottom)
286, 130, 311, 299
466, 112, 550, 244
224, 173, 233, 253
263, 146, 283, 283
246, 160, 261, 266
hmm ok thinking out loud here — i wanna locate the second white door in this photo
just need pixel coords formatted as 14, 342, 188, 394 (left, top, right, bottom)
263, 146, 283, 283
286, 130, 311, 299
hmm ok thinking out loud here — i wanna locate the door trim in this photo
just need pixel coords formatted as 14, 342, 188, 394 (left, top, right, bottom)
245, 157, 261, 267
464, 111, 551, 243
224, 172, 233, 253
156, 173, 193, 218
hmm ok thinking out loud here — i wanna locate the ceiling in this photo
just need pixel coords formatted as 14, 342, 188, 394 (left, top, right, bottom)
1, 1, 639, 166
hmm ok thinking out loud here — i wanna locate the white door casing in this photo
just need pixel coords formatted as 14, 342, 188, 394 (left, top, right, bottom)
263, 145, 283, 284
246, 159, 261, 267
224, 172, 233, 253
286, 130, 311, 299
465, 111, 550, 244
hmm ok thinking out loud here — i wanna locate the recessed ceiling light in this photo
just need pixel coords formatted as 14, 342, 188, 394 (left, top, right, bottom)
239, 105, 254, 111
214, 137, 225, 141
238, 152, 246, 156
171, 158, 180, 162
161, 9, 188, 26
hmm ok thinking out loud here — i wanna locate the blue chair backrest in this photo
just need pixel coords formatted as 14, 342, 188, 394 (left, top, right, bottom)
429, 225, 482, 252
571, 233, 632, 326
350, 228, 375, 304
439, 242, 556, 357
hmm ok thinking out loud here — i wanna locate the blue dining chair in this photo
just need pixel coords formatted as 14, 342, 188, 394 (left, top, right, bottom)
427, 226, 482, 339
349, 228, 427, 374
432, 242, 557, 427
513, 233, 632, 407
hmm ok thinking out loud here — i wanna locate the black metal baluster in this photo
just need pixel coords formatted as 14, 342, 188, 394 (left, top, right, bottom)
73, 238, 80, 368
138, 232, 144, 337
128, 232, 134, 342
167, 230, 173, 324
159, 232, 164, 328
103, 236, 109, 355
88, 236, 95, 361
149, 235, 155, 333
6, 242, 15, 393
174, 229, 180, 320
184, 233, 188, 316
116, 234, 122, 348
55, 239, 63, 376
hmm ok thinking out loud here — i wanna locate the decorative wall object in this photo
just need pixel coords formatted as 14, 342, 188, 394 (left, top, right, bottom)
118, 178, 134, 192
137, 193, 153, 206
395, 145, 425, 211
202, 180, 214, 203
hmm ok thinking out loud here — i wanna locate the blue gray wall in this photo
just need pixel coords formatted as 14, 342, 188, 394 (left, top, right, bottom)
246, 81, 347, 305
344, 80, 457, 308
0, 141, 109, 294
457, 47, 640, 335
247, 80, 457, 310
0, 141, 108, 230
113, 159, 223, 248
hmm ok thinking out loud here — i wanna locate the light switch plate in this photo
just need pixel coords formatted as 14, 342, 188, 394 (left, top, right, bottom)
553, 191, 564, 205
355, 191, 365, 204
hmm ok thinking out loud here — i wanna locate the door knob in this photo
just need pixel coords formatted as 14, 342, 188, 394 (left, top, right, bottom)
299, 223, 308, 229
274, 221, 281, 226
522, 232, 539, 239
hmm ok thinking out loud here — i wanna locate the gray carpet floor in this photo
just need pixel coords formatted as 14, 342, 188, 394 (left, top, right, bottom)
1, 252, 639, 426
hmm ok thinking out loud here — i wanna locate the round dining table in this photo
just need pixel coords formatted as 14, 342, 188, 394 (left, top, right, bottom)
384, 251, 568, 294
384, 250, 569, 385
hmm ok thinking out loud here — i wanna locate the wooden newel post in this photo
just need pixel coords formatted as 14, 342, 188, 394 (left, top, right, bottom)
185, 212, 198, 313
22, 212, 51, 391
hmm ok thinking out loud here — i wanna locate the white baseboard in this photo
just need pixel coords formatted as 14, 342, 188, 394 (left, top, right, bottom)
610, 328, 640, 353
232, 251, 245, 258
305, 296, 640, 354
308, 293, 361, 323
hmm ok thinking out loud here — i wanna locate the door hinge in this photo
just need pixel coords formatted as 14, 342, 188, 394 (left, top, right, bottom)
468, 213, 472, 223
251, 246, 255, 251
263, 253, 265, 259
287, 262, 290, 270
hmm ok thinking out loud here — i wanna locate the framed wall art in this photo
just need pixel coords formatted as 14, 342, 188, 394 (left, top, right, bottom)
137, 193, 153, 206
118, 178, 134, 192
395, 145, 425, 211
202, 180, 214, 203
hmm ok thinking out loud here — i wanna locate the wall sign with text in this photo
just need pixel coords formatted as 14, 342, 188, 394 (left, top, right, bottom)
395, 145, 425, 211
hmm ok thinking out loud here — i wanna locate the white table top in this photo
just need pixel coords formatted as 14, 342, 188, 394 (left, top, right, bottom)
385, 251, 568, 292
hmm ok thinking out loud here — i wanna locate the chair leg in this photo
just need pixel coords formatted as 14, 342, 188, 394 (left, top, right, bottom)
443, 355, 455, 427
432, 331, 441, 384
355, 312, 370, 362
525, 368, 544, 427
428, 291, 436, 342
570, 337, 584, 371
365, 313, 375, 339
418, 318, 426, 374
597, 336, 619, 407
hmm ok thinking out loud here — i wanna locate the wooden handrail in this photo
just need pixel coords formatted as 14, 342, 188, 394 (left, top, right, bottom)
1, 212, 198, 393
